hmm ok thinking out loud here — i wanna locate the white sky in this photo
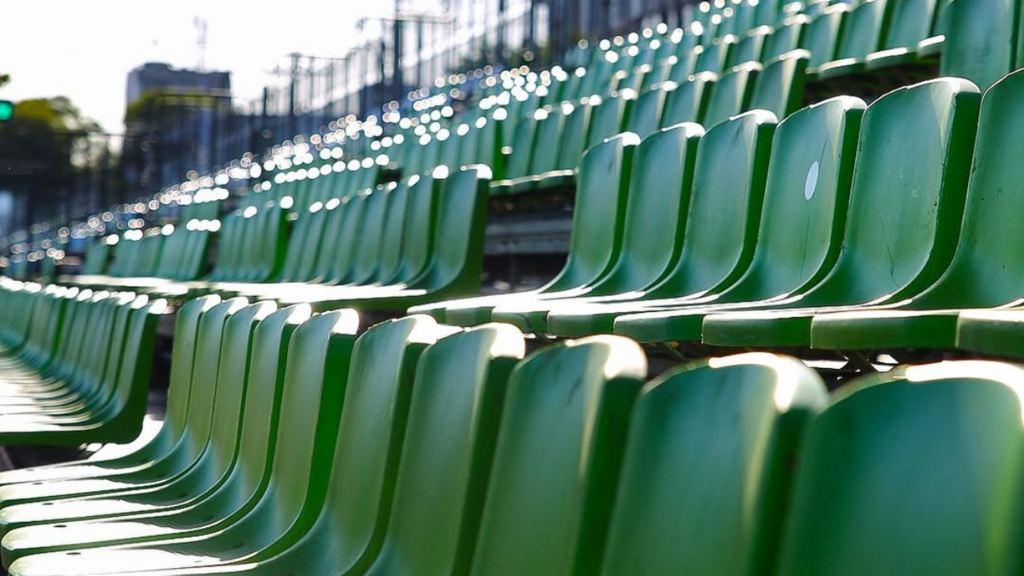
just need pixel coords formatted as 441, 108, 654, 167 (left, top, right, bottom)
0, 1, 403, 132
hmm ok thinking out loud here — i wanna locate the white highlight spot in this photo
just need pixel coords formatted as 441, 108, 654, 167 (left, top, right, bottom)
804, 161, 819, 200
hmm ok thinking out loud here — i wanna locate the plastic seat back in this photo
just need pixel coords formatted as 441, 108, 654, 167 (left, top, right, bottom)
717, 97, 864, 302
537, 134, 639, 293
552, 101, 592, 172
795, 78, 981, 305
830, 0, 892, 62
764, 15, 811, 61
625, 88, 666, 139
586, 94, 632, 149
881, 0, 940, 51
265, 315, 448, 572
95, 296, 165, 441
230, 304, 314, 505
182, 301, 279, 483
226, 309, 360, 546
412, 166, 491, 296
502, 111, 541, 181
802, 4, 850, 68
942, 0, 1017, 91
254, 203, 288, 281
469, 336, 647, 576
362, 324, 524, 576
528, 106, 568, 176
373, 182, 411, 285
601, 354, 827, 576
586, 123, 704, 296
778, 361, 1024, 575
660, 72, 717, 126
750, 50, 809, 120
693, 36, 736, 74
728, 26, 772, 67
171, 298, 250, 462
703, 62, 762, 128
308, 196, 349, 282
905, 70, 1024, 307
342, 186, 391, 285
390, 173, 441, 284
150, 295, 221, 454
293, 202, 331, 282
326, 193, 368, 284
647, 110, 777, 299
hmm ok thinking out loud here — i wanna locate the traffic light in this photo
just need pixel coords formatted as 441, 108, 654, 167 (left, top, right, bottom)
0, 100, 12, 121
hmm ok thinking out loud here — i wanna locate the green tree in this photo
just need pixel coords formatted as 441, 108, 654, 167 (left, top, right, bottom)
0, 95, 105, 225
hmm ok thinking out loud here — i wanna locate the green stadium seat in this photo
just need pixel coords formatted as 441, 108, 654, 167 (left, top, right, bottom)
750, 49, 810, 119
693, 36, 737, 74
0, 299, 281, 541
491, 123, 704, 333
802, 4, 850, 73
659, 72, 717, 126
465, 335, 647, 576
864, 0, 945, 70
941, 0, 1017, 91
409, 134, 639, 325
0, 304, 319, 562
776, 360, 1024, 575
703, 61, 762, 128
490, 108, 542, 195
698, 78, 980, 349
561, 96, 861, 339
0, 296, 214, 487
275, 166, 491, 312
99, 322, 525, 576
0, 297, 247, 511
496, 110, 776, 335
624, 86, 666, 139
816, 0, 893, 80
810, 69, 1024, 351
0, 284, 165, 445
728, 25, 773, 68
3, 315, 451, 575
764, 14, 811, 62
600, 353, 827, 576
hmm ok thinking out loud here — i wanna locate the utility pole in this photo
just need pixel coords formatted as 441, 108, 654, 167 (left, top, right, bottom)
288, 53, 300, 140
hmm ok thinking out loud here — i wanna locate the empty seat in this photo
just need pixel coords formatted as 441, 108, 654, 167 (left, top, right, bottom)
465, 336, 647, 576
599, 96, 862, 341
941, 0, 1017, 91
750, 49, 810, 120
497, 110, 777, 334
659, 72, 718, 127
764, 14, 811, 61
776, 360, 1024, 575
802, 4, 850, 72
600, 353, 827, 576
410, 134, 639, 325
0, 284, 165, 445
703, 61, 762, 128
810, 69, 1024, 351
698, 78, 981, 349
816, 0, 893, 80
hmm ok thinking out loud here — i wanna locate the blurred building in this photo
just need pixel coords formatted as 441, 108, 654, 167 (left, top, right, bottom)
126, 63, 231, 107
123, 63, 239, 197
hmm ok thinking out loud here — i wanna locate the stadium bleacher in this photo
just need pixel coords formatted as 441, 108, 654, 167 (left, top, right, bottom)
4, 0, 1024, 574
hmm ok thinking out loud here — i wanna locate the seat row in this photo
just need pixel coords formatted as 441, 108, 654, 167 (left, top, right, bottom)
0, 295, 1022, 575
413, 68, 1024, 364
0, 281, 164, 444
75, 166, 491, 314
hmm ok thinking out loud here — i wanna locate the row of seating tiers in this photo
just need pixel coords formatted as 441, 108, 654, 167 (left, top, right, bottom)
6, 1, 1024, 573
0, 292, 1020, 575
